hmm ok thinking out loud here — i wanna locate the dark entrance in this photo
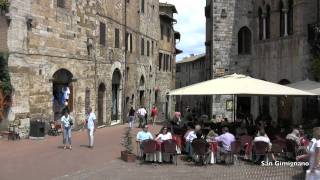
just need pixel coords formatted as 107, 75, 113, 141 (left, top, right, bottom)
237, 96, 251, 120
98, 83, 106, 125
278, 79, 292, 127
52, 69, 73, 121
112, 69, 121, 121
139, 76, 145, 107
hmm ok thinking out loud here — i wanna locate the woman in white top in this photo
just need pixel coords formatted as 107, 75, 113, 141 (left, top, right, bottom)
61, 109, 73, 150
155, 127, 172, 142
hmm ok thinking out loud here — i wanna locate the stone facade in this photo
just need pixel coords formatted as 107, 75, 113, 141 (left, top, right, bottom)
175, 54, 211, 117
0, 0, 179, 137
205, 0, 319, 125
155, 3, 181, 120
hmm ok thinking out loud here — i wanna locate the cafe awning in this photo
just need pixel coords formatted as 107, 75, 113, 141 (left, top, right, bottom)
169, 74, 316, 96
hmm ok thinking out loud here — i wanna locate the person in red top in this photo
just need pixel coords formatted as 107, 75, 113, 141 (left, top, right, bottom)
151, 105, 158, 126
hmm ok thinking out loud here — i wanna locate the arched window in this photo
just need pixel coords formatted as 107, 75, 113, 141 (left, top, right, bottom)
266, 5, 271, 39
258, 7, 263, 40
288, 0, 293, 35
279, 1, 285, 37
238, 26, 252, 55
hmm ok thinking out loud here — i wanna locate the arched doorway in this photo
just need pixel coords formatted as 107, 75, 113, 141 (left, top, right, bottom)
139, 76, 145, 107
112, 69, 121, 121
98, 83, 106, 125
278, 79, 293, 127
52, 69, 73, 121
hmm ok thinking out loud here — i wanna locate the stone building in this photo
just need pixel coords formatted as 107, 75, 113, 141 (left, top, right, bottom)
155, 3, 181, 120
0, 0, 179, 137
205, 0, 319, 125
175, 54, 211, 117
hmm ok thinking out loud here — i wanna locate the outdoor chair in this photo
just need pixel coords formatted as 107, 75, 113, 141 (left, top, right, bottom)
231, 140, 242, 164
271, 140, 286, 160
162, 140, 178, 165
285, 139, 298, 160
191, 139, 208, 165
140, 140, 158, 162
252, 141, 269, 163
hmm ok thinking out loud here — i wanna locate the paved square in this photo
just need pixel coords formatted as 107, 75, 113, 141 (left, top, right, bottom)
0, 124, 305, 180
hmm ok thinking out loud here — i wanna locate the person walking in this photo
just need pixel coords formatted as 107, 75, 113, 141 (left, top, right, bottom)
137, 106, 147, 128
128, 106, 135, 129
151, 105, 158, 126
86, 107, 96, 149
61, 109, 73, 150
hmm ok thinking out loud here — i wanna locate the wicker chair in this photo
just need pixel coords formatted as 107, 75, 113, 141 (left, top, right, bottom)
253, 141, 269, 163
191, 139, 208, 165
140, 140, 158, 162
162, 140, 178, 165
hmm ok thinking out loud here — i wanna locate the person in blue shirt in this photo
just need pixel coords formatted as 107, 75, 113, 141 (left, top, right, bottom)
136, 125, 153, 154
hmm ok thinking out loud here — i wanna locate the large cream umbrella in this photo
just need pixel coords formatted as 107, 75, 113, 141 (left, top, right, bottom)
170, 74, 316, 96
286, 79, 320, 95
169, 74, 316, 121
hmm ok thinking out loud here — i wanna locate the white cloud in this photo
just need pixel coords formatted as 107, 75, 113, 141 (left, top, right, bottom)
160, 0, 206, 61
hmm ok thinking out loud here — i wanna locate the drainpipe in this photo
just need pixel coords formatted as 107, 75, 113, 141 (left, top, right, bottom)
122, 0, 127, 124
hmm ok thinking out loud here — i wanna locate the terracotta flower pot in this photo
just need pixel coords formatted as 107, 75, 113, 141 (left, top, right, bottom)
121, 151, 136, 162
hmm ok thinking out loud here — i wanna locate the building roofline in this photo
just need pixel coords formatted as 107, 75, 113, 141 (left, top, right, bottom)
159, 2, 178, 14
176, 53, 205, 64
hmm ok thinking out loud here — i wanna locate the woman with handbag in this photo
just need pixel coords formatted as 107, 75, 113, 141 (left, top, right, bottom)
61, 109, 73, 150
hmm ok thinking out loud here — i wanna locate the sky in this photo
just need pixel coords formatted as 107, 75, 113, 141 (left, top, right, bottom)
159, 0, 206, 61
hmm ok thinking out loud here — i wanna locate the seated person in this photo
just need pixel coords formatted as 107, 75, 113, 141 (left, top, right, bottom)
236, 121, 248, 138
215, 127, 235, 162
286, 129, 301, 146
206, 128, 219, 141
155, 127, 172, 142
136, 125, 153, 151
184, 125, 197, 159
253, 129, 274, 162
265, 121, 280, 140
192, 132, 209, 163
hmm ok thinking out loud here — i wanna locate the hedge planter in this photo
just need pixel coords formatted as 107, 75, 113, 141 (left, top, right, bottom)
121, 151, 136, 162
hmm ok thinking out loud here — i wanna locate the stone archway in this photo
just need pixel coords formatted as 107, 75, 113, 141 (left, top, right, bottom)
98, 83, 106, 125
111, 69, 121, 121
52, 69, 73, 121
278, 79, 292, 127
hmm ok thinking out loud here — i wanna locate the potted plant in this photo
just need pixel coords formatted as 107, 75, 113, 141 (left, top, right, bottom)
0, 53, 12, 122
120, 127, 136, 162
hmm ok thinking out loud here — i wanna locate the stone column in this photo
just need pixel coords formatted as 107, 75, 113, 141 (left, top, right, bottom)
283, 9, 288, 37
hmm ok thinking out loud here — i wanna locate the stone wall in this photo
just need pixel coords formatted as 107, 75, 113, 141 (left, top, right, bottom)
0, 0, 177, 136
206, 0, 318, 124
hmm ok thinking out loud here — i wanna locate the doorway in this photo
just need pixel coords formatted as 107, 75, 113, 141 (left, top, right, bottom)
112, 69, 121, 121
52, 69, 73, 121
139, 76, 145, 107
237, 96, 251, 120
98, 83, 106, 125
278, 79, 292, 127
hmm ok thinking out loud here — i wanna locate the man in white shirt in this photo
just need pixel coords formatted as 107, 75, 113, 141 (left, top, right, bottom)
86, 107, 96, 149
253, 129, 273, 162
137, 107, 147, 128
215, 127, 235, 163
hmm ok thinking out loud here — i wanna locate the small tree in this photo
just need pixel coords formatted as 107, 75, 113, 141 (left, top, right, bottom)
0, 0, 9, 15
121, 127, 133, 153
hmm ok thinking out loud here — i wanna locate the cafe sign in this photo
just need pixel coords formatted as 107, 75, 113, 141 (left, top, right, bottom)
214, 68, 225, 77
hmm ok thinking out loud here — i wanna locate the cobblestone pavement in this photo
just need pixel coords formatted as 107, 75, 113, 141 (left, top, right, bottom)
0, 123, 305, 180
54, 159, 304, 180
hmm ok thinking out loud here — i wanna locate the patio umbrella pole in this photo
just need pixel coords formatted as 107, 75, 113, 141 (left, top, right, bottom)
233, 94, 236, 123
